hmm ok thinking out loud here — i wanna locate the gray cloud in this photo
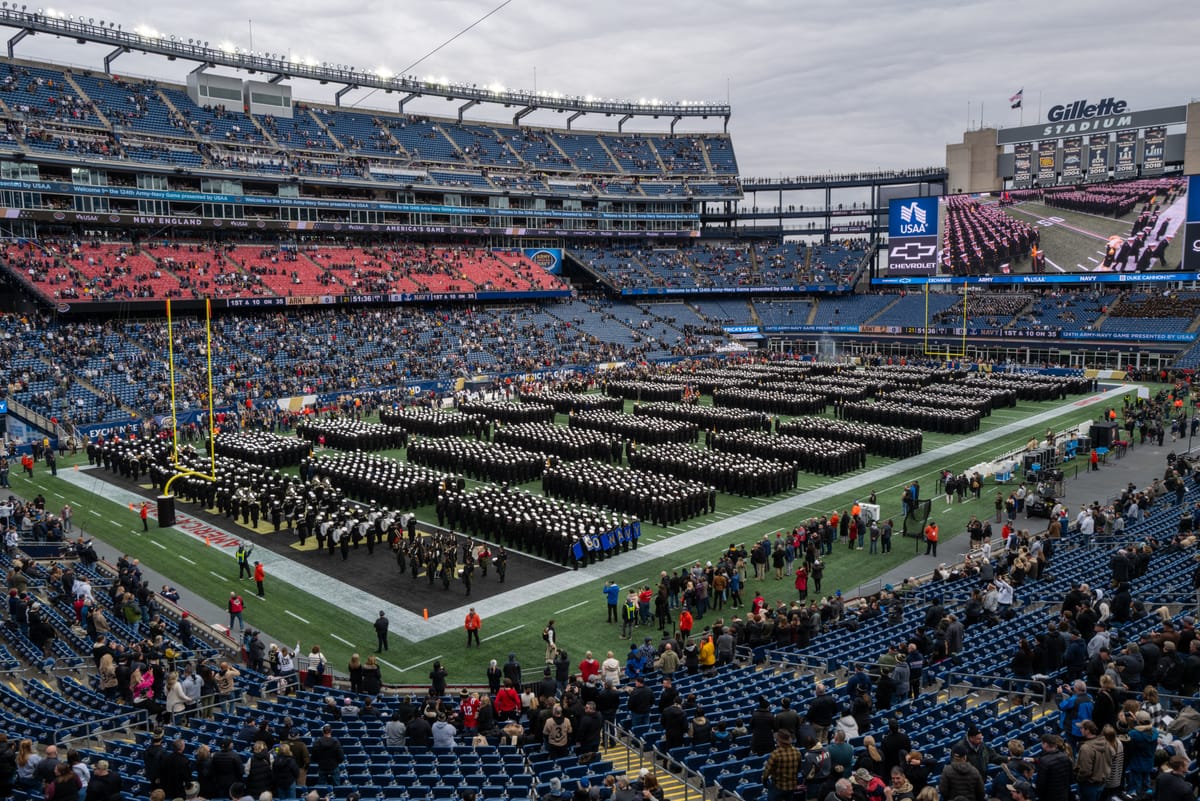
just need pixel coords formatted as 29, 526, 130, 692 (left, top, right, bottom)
9, 0, 1199, 177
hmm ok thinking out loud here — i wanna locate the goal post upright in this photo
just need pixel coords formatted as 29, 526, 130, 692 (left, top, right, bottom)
162, 297, 218, 501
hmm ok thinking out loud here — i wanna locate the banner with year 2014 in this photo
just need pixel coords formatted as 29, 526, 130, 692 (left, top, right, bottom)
1086, 135, 1109, 182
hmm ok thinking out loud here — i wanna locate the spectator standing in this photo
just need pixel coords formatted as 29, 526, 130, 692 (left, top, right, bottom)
374, 611, 389, 652
310, 725, 343, 787
762, 730, 801, 801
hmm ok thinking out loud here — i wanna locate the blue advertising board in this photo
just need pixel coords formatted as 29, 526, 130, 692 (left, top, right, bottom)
888, 196, 938, 239
887, 196, 939, 276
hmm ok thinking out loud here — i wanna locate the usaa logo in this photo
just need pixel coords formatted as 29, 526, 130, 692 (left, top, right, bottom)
897, 201, 929, 235
530, 250, 559, 270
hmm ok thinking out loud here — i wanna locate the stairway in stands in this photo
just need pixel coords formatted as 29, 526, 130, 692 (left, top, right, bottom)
601, 737, 695, 801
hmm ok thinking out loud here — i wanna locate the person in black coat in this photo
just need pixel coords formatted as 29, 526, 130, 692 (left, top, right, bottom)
749, 697, 776, 755
661, 699, 688, 750
270, 745, 300, 798
502, 654, 522, 690
575, 702, 604, 754
83, 760, 122, 801
405, 716, 433, 748
309, 726, 344, 786
157, 740, 192, 801
1156, 755, 1197, 801
207, 739, 244, 799
244, 743, 273, 798
0, 736, 14, 801
1034, 734, 1073, 801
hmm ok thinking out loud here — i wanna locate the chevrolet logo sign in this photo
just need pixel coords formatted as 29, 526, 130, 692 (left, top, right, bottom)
891, 242, 937, 260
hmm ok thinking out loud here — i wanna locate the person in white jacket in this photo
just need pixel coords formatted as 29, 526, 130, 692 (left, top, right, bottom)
165, 671, 196, 721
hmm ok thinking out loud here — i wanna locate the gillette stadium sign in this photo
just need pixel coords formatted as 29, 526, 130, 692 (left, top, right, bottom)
1047, 97, 1128, 123
996, 101, 1187, 144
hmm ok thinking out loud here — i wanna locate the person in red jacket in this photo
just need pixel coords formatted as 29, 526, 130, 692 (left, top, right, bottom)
494, 678, 521, 721
253, 562, 265, 597
795, 566, 809, 600
139, 502, 149, 531
679, 608, 694, 641
579, 651, 600, 684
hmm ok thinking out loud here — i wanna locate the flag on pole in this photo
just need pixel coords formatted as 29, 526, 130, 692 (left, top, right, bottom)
1009, 88, 1024, 109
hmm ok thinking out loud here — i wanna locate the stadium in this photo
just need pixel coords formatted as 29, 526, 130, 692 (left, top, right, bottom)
2, 5, 1200, 801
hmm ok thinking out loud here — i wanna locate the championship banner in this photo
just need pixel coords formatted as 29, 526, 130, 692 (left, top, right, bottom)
1061, 137, 1083, 181
1086, 136, 1109, 182
886, 196, 939, 276
1115, 130, 1138, 177
1013, 143, 1033, 188
1142, 127, 1166, 176
1037, 140, 1057, 185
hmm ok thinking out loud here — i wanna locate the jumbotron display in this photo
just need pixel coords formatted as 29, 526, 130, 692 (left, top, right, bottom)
878, 175, 1196, 287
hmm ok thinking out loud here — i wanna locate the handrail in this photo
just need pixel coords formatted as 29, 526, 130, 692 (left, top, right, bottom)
5, 396, 76, 444
605, 720, 707, 801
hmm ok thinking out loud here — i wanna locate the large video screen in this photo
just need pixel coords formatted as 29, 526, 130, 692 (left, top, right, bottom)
880, 176, 1193, 286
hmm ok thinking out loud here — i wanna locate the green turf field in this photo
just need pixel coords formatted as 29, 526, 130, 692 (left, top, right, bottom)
14, 384, 1138, 689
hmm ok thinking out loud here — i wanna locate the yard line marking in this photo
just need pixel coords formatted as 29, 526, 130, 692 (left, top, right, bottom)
330, 633, 356, 647
555, 600, 588, 614
378, 658, 402, 672
622, 577, 648, 589
52, 492, 65, 499
481, 625, 525, 643
178, 556, 196, 565
150, 541, 167, 550
285, 610, 310, 624
108, 519, 122, 527
400, 653, 445, 670
89, 510, 101, 516
208, 571, 228, 581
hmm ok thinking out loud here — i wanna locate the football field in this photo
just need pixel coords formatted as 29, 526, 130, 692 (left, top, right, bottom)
15, 383, 1141, 686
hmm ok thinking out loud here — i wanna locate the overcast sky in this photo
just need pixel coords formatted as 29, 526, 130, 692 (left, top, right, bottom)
10, 0, 1200, 178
